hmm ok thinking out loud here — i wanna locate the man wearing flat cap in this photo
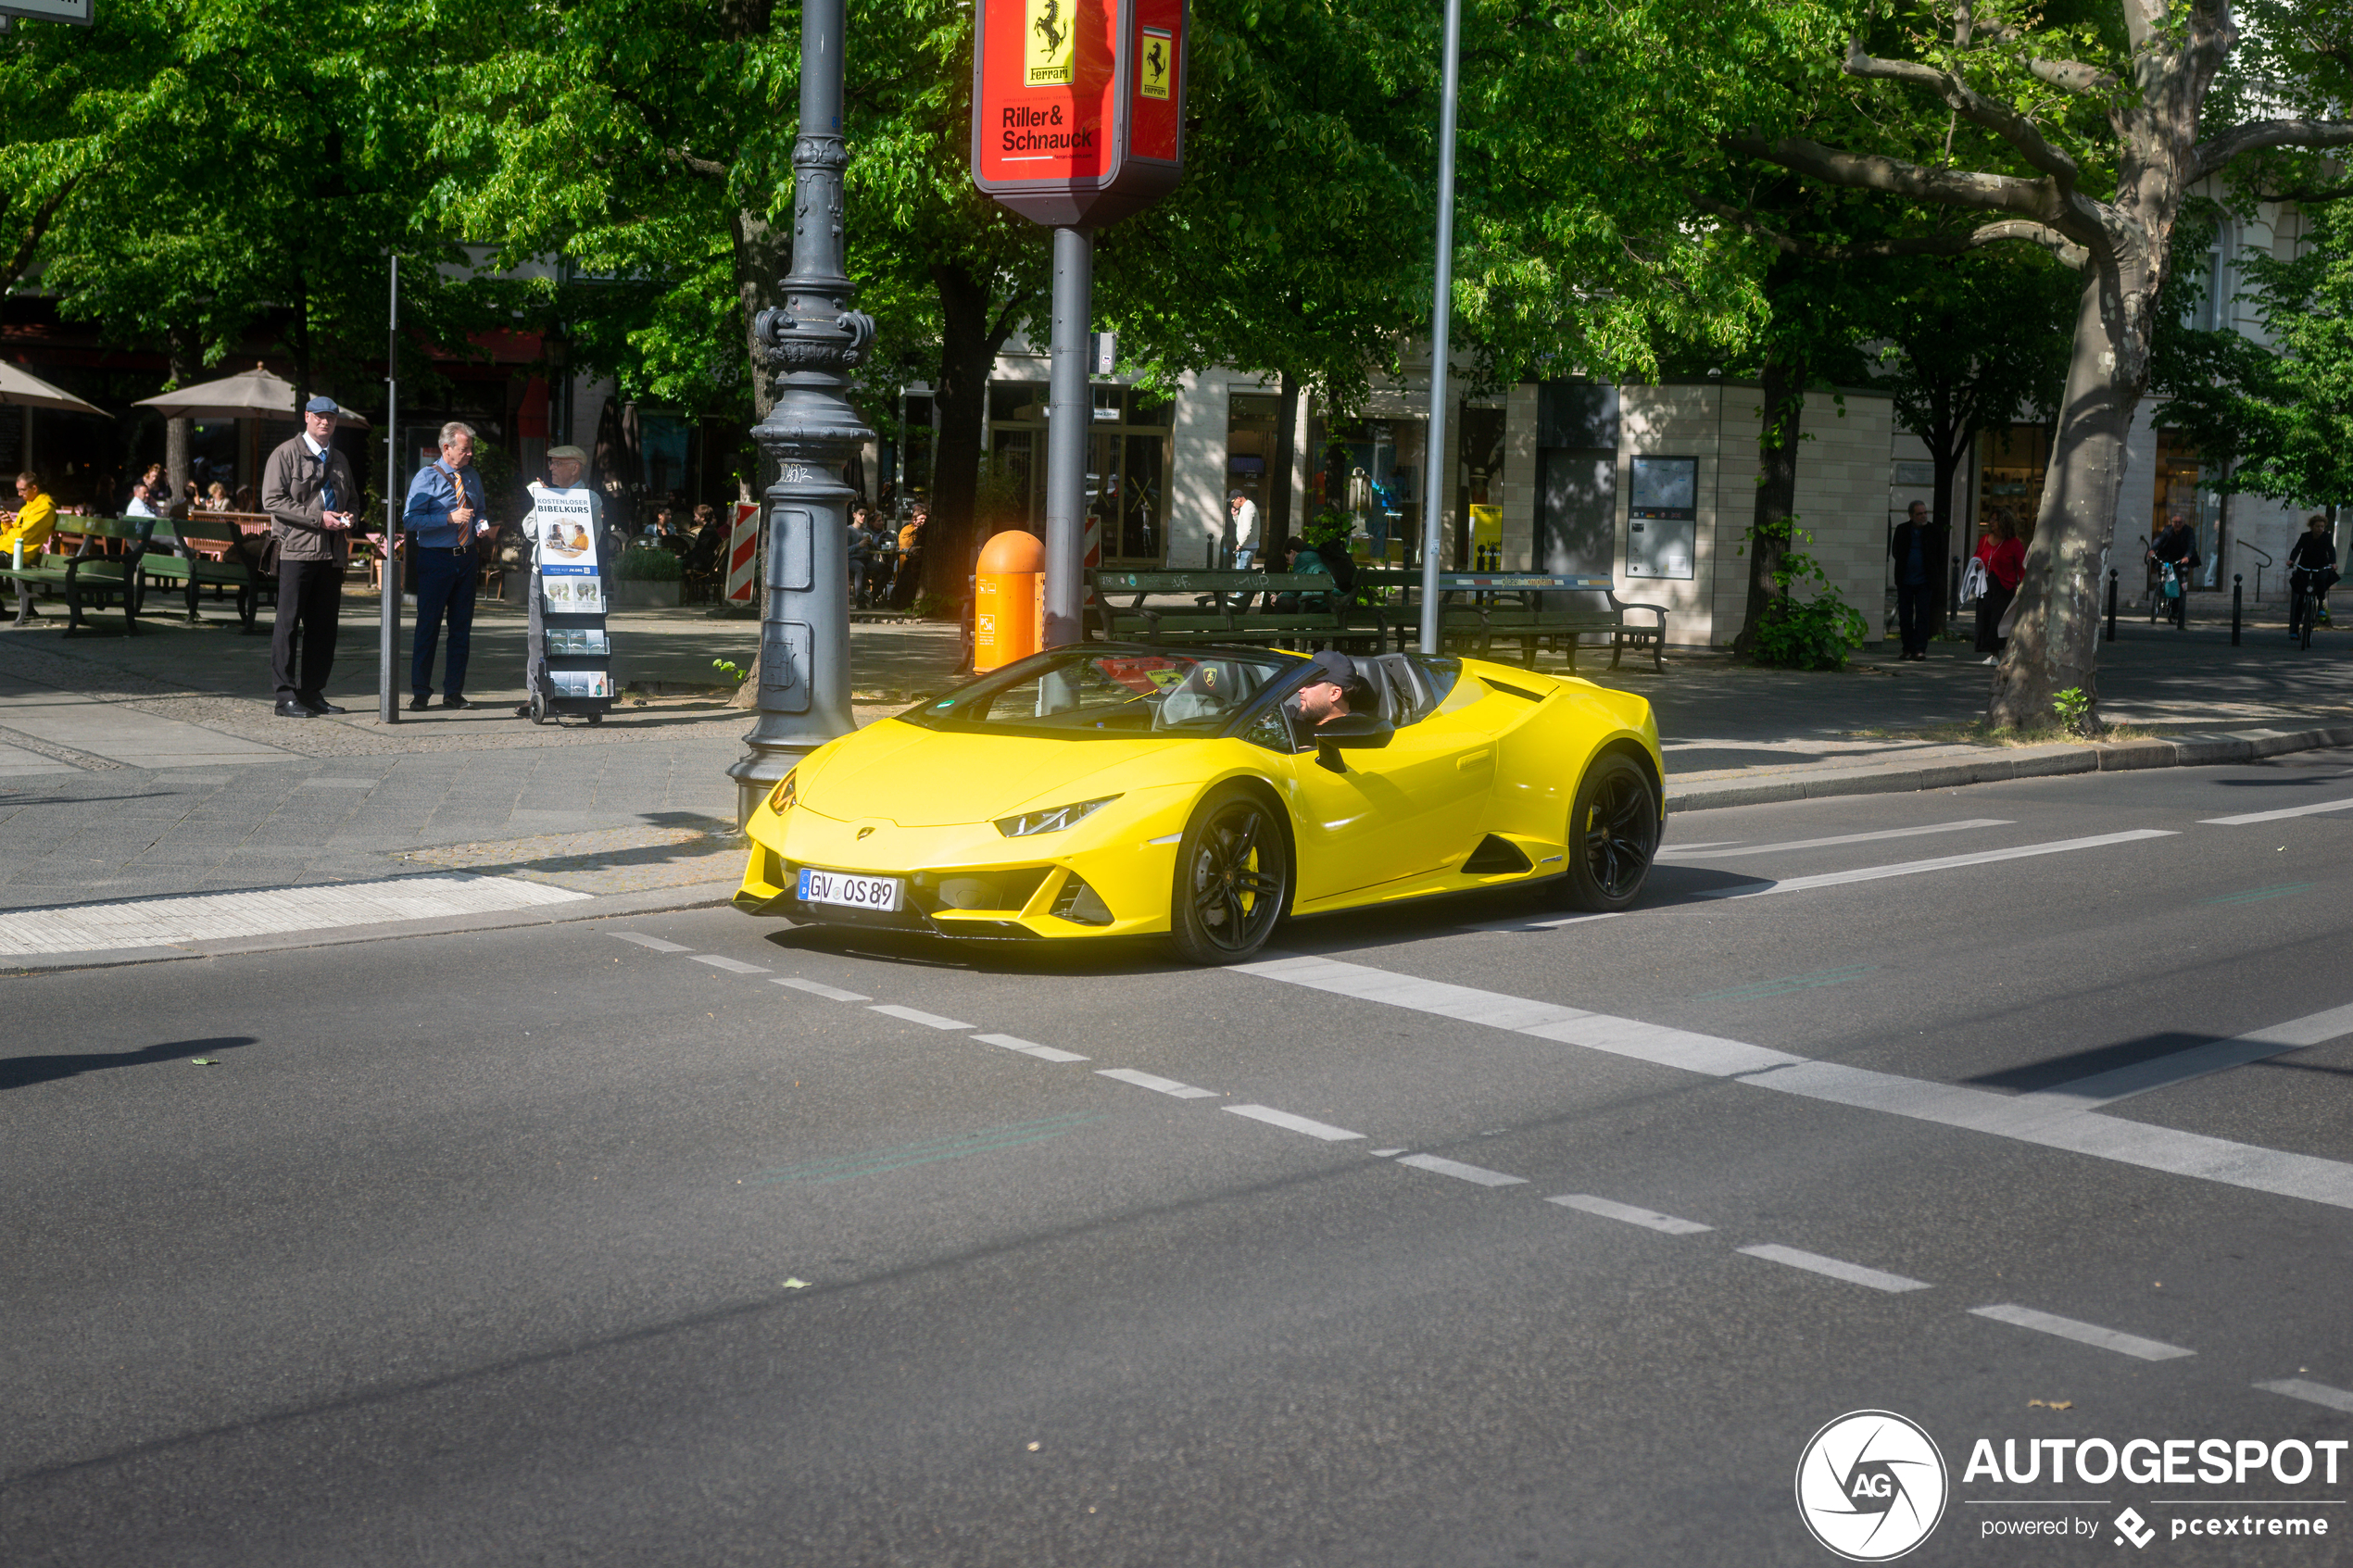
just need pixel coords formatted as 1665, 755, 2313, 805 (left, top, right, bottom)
261, 395, 361, 717
402, 420, 494, 710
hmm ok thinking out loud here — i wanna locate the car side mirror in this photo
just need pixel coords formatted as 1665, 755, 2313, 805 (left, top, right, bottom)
1314, 712, 1395, 771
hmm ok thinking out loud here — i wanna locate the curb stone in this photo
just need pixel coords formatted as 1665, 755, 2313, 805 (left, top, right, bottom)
1665, 723, 2353, 813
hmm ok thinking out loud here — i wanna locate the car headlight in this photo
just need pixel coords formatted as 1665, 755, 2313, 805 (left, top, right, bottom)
767, 771, 797, 814
995, 795, 1120, 837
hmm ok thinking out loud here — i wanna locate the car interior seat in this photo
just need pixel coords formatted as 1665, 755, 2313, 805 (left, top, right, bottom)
1153, 663, 1233, 728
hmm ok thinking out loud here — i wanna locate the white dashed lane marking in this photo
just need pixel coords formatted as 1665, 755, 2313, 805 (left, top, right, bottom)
1223, 1105, 1364, 1141
1666, 819, 2012, 859
1548, 1194, 1714, 1235
1098, 1068, 1218, 1099
1969, 1304, 2195, 1361
978, 1033, 1088, 1063
1394, 1153, 1527, 1187
774, 977, 871, 1002
2256, 1377, 2353, 1414
868, 1004, 975, 1031
609, 932, 690, 952
1238, 956, 2353, 1213
693, 954, 771, 974
1738, 1244, 1930, 1294
1692, 829, 2177, 899
2202, 796, 2353, 826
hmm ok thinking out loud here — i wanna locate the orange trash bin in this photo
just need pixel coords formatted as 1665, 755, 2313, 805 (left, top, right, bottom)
974, 530, 1045, 671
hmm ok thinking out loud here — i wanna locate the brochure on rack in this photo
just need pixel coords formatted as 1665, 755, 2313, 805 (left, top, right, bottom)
534, 488, 605, 613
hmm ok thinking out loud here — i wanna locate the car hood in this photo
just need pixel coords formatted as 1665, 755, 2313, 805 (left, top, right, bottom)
798, 719, 1185, 826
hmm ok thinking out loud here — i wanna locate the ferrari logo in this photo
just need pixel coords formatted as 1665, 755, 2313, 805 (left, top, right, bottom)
1139, 28, 1172, 99
1026, 0, 1074, 86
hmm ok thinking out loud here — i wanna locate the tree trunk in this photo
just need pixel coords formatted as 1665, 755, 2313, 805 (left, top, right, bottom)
727, 204, 791, 709
1927, 436, 1964, 642
164, 326, 200, 507
1988, 270, 2143, 727
921, 261, 999, 607
1730, 353, 1806, 657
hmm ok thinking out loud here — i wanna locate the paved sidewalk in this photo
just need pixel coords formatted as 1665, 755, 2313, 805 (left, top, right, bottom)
0, 595, 2345, 920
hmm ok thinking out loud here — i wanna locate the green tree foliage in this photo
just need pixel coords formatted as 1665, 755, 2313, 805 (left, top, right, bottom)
2198, 203, 2353, 511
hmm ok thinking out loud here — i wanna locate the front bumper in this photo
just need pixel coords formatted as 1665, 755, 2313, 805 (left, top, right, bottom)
734, 793, 1190, 940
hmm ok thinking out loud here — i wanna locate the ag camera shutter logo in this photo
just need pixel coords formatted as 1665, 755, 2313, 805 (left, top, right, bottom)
1795, 1410, 1949, 1561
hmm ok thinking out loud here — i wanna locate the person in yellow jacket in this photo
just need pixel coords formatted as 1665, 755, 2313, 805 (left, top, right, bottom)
1, 471, 58, 624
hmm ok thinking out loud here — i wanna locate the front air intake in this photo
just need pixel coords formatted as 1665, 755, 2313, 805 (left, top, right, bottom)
1051, 872, 1114, 925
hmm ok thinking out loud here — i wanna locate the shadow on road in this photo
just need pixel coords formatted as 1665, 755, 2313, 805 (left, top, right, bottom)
1, 1035, 258, 1092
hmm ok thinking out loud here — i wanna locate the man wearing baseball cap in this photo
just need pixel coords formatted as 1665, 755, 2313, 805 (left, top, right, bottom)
1281, 649, 1369, 737
260, 395, 361, 717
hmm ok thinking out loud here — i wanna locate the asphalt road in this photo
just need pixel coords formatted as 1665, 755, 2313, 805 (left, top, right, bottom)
8, 756, 2353, 1566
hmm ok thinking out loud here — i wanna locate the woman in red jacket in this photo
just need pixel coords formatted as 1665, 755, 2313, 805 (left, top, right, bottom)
1974, 514, 2027, 660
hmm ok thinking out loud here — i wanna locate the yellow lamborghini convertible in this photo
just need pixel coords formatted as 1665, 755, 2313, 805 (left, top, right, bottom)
734, 644, 1665, 964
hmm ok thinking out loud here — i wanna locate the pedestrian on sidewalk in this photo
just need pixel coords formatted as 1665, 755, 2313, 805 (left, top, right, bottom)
402, 420, 492, 711
1973, 514, 2025, 661
1, 471, 57, 624
261, 399, 361, 717
1227, 490, 1260, 610
1889, 500, 1935, 661
514, 445, 600, 718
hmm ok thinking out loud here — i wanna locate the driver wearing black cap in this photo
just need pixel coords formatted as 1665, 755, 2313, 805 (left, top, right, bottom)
1282, 649, 1369, 745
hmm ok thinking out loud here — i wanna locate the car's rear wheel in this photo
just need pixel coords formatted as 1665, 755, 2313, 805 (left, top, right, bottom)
1551, 752, 1658, 911
1167, 785, 1291, 965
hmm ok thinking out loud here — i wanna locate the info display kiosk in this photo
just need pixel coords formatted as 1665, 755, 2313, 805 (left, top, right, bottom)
524, 486, 614, 725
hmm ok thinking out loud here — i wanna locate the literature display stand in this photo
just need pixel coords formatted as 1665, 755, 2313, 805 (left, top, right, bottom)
524, 487, 614, 725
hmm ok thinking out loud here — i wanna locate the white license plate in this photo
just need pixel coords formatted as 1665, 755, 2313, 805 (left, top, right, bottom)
798, 868, 904, 912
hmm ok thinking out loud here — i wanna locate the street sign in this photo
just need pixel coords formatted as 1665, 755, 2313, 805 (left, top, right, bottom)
726, 500, 760, 603
971, 0, 1188, 227
0, 0, 94, 24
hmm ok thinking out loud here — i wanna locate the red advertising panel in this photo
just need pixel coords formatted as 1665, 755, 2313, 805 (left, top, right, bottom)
972, 0, 1188, 227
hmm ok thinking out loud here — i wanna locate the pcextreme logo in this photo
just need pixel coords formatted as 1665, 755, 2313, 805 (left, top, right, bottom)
1796, 1410, 1951, 1562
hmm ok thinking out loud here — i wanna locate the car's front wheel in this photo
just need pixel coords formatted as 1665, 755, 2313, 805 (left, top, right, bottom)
1551, 752, 1658, 911
1167, 784, 1291, 965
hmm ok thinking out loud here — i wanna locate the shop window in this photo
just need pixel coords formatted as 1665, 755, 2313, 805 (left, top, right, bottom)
2153, 430, 2219, 582
1976, 425, 2048, 544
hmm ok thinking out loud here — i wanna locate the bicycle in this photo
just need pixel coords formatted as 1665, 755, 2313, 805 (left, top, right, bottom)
2289, 565, 2330, 649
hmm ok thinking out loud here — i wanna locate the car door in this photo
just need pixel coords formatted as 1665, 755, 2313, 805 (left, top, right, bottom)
1250, 676, 1498, 903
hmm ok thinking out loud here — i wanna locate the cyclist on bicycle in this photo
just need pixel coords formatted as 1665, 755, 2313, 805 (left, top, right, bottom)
2287, 514, 2338, 646
2149, 513, 2199, 626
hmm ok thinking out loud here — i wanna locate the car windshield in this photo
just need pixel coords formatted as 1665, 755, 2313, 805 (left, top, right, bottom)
904, 649, 1296, 737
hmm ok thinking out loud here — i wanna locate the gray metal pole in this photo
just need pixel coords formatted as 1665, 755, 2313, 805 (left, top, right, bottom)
1042, 225, 1093, 647
1416, 0, 1464, 654
726, 0, 875, 825
379, 256, 401, 724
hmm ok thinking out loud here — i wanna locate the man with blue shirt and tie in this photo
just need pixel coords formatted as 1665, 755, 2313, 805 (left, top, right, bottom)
260, 396, 361, 717
403, 420, 493, 710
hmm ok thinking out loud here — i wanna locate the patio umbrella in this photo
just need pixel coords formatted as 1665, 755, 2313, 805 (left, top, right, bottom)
0, 360, 111, 419
132, 363, 371, 426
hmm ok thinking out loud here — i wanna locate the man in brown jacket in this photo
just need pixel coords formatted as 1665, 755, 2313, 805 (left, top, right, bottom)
261, 396, 362, 717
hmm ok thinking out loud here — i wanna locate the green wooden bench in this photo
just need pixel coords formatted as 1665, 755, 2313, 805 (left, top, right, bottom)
1356, 569, 1670, 671
1087, 569, 1399, 652
142, 518, 264, 632
0, 515, 160, 634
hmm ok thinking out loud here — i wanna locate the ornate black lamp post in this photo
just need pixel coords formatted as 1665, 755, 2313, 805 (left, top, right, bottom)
726, 0, 875, 825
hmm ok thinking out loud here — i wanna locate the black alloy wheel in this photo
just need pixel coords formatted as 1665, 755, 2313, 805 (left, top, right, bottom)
1167, 785, 1292, 965
1552, 752, 1659, 911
